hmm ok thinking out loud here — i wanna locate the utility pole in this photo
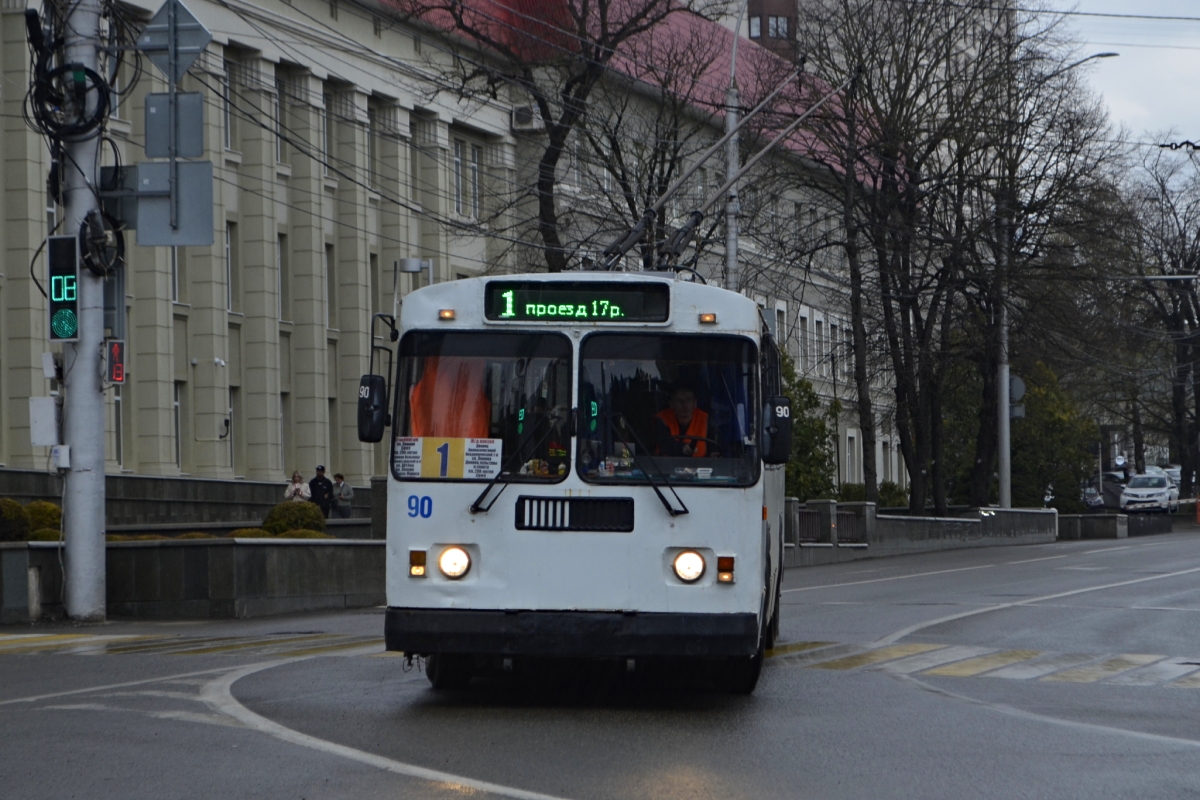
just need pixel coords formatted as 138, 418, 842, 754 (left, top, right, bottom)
61, 0, 108, 619
725, 0, 748, 292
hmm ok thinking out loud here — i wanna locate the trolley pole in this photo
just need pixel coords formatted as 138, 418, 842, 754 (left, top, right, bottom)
61, 0, 108, 620
725, 82, 740, 292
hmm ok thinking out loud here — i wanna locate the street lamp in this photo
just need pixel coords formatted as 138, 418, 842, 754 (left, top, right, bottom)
998, 51, 1118, 509
725, 0, 750, 291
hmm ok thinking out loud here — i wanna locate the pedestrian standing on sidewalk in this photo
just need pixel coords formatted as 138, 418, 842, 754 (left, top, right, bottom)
310, 465, 334, 518
332, 473, 354, 518
284, 471, 311, 502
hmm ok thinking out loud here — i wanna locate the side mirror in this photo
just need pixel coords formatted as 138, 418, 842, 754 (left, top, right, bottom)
357, 374, 389, 443
762, 396, 792, 465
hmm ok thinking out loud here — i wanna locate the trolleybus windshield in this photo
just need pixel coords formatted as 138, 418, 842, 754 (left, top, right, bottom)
393, 331, 572, 482
577, 333, 759, 487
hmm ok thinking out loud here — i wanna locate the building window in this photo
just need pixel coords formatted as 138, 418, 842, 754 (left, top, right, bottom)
749, 16, 761, 38
328, 398, 339, 468
471, 144, 482, 218
883, 440, 892, 482
274, 78, 286, 163
221, 62, 233, 150
324, 243, 336, 328
281, 392, 292, 471
170, 247, 179, 302
799, 315, 809, 371
453, 140, 464, 215
321, 93, 332, 176
815, 320, 824, 377
367, 107, 378, 188
277, 235, 289, 321
173, 382, 183, 469
768, 16, 789, 39
225, 222, 239, 311
228, 387, 237, 474
113, 386, 123, 468
847, 434, 857, 483
829, 323, 838, 377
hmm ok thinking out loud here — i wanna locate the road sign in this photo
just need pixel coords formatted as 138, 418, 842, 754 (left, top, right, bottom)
145, 92, 203, 157
135, 160, 213, 246
47, 236, 79, 342
138, 0, 212, 85
1009, 375, 1026, 403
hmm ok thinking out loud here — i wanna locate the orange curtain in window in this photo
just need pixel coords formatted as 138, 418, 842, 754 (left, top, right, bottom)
409, 357, 492, 438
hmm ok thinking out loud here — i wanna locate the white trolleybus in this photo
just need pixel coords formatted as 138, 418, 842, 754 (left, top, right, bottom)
358, 272, 794, 693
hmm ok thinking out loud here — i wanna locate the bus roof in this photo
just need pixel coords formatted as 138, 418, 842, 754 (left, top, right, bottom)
398, 273, 765, 337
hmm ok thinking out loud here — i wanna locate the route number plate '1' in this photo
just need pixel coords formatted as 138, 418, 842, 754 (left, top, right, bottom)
394, 438, 501, 479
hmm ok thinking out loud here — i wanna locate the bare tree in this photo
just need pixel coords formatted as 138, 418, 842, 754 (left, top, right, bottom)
393, 0, 734, 271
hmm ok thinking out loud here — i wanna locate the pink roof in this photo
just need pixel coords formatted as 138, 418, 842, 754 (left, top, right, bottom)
387, 0, 845, 168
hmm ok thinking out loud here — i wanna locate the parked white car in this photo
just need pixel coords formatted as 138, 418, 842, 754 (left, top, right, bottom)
1120, 474, 1173, 514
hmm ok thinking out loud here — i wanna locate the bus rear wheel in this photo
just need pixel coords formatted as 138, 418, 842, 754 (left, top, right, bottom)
426, 653, 473, 690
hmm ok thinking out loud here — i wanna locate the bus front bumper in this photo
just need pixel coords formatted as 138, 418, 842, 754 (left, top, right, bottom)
385, 607, 759, 658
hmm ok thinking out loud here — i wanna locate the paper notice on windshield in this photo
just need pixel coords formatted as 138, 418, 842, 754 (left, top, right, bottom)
464, 438, 502, 479
393, 437, 500, 480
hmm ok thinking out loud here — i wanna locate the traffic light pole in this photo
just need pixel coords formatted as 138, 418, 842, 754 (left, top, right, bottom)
61, 0, 108, 620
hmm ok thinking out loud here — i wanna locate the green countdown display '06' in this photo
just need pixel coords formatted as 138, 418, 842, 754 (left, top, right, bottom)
484, 281, 670, 323
47, 236, 80, 342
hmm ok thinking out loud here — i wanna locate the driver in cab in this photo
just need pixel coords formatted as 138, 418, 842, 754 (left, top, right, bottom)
654, 384, 719, 457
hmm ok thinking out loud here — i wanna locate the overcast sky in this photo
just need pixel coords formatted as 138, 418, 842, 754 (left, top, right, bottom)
1051, 0, 1200, 144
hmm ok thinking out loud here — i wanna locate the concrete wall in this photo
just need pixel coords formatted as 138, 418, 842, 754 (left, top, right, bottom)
1059, 514, 1130, 540
0, 468, 370, 526
1, 539, 383, 622
785, 504, 1058, 567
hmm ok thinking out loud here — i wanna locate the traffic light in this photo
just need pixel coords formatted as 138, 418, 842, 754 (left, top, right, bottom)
47, 235, 79, 342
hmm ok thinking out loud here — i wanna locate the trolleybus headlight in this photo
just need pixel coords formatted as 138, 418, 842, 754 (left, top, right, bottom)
438, 546, 471, 579
673, 550, 706, 583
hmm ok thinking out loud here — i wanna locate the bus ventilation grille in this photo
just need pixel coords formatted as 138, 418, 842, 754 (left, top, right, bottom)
514, 496, 634, 532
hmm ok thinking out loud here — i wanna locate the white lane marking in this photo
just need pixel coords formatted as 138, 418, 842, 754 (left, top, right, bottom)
874, 646, 996, 675
1006, 555, 1068, 565
1057, 566, 1106, 571
1084, 546, 1132, 555
901, 674, 1200, 750
202, 662, 574, 800
0, 667, 236, 707
874, 565, 1200, 646
984, 653, 1098, 680
783, 564, 996, 593
1107, 657, 1200, 687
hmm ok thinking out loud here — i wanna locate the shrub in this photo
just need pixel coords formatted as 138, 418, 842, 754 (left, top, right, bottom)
262, 502, 325, 535
175, 532, 217, 539
26, 500, 62, 532
0, 499, 32, 542
878, 481, 909, 509
836, 483, 867, 502
225, 527, 272, 538
27, 528, 61, 542
276, 529, 335, 539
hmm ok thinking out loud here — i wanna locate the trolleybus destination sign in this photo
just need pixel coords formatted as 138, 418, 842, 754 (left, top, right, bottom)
484, 281, 670, 322
394, 437, 501, 480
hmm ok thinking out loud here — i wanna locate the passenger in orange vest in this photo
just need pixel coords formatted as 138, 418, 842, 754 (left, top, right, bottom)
654, 384, 718, 457
409, 357, 492, 438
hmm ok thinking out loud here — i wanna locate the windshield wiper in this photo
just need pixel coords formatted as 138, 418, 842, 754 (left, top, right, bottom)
470, 410, 566, 514
605, 415, 688, 517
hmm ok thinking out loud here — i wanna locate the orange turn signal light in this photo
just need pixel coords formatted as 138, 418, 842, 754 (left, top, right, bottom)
717, 555, 735, 583
438, 309, 456, 320
409, 549, 427, 577
699, 313, 717, 324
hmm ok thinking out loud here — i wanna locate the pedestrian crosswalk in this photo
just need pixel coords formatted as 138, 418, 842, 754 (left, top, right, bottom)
0, 632, 384, 658
768, 640, 1200, 688
7, 631, 1200, 689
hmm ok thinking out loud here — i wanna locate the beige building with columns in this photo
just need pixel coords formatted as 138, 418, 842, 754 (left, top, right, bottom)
2, 0, 516, 486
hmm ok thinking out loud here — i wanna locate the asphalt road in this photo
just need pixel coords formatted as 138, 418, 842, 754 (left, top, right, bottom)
4, 529, 1200, 799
